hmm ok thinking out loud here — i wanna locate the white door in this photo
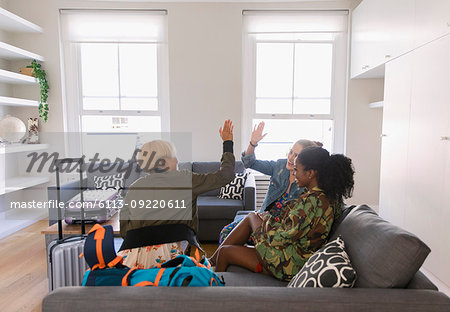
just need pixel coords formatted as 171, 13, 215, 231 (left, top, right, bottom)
379, 53, 413, 228
406, 34, 450, 286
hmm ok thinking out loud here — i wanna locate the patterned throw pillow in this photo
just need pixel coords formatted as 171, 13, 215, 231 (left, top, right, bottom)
218, 173, 247, 200
93, 173, 125, 190
287, 236, 357, 288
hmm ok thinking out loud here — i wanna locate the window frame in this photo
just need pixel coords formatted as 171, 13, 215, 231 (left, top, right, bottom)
74, 40, 169, 126
60, 10, 170, 157
254, 39, 336, 118
242, 18, 349, 156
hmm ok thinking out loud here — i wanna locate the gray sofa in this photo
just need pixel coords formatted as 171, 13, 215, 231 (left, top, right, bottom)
47, 160, 256, 241
42, 205, 450, 311
189, 161, 255, 241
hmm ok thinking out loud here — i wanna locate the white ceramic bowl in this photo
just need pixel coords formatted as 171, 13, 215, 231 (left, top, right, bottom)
0, 115, 26, 143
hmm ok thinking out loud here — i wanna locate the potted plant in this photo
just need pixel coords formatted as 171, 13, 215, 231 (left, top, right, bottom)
20, 65, 34, 76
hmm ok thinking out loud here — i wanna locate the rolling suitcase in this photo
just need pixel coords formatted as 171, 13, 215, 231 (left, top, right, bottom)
64, 189, 121, 224
47, 158, 89, 291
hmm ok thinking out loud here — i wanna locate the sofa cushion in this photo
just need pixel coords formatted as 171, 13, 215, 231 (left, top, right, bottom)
218, 173, 248, 200
197, 196, 243, 220
93, 173, 125, 190
329, 204, 356, 238
86, 161, 144, 191
330, 205, 431, 288
193, 161, 245, 196
288, 236, 357, 288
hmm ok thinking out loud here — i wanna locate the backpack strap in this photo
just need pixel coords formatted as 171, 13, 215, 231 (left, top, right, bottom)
160, 253, 209, 269
121, 267, 166, 287
210, 278, 219, 286
84, 224, 119, 270
92, 224, 106, 269
121, 267, 137, 286
134, 268, 166, 287
160, 255, 187, 268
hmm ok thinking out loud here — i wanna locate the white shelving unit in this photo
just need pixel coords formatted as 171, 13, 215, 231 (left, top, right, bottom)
0, 143, 49, 154
0, 7, 42, 33
369, 101, 384, 108
0, 95, 38, 107
0, 6, 47, 237
0, 68, 37, 84
4, 176, 49, 194
0, 41, 44, 61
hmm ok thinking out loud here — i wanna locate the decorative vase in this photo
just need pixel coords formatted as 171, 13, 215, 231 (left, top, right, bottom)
26, 118, 39, 144
0, 115, 26, 143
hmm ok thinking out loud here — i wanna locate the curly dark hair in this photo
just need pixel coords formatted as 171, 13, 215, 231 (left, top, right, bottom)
296, 146, 355, 206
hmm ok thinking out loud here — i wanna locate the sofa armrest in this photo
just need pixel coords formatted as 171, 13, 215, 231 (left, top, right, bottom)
47, 178, 88, 225
43, 287, 450, 312
243, 174, 256, 211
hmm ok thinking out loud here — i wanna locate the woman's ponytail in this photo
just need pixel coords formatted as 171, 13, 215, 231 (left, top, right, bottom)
297, 147, 355, 205
320, 154, 354, 205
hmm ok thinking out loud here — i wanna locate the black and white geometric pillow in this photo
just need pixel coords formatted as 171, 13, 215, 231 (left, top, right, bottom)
218, 173, 248, 200
93, 173, 125, 190
288, 236, 357, 288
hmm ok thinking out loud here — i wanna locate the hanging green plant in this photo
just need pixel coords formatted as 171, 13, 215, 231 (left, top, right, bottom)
30, 60, 49, 122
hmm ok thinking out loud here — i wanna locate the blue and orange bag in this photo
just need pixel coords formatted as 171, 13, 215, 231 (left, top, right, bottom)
81, 224, 225, 287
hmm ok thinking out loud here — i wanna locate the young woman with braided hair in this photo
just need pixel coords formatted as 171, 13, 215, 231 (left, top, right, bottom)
212, 146, 355, 281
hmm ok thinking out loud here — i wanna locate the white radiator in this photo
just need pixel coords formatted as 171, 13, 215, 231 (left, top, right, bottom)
254, 174, 270, 211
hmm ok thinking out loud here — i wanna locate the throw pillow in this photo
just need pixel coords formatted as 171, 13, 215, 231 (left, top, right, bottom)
93, 172, 125, 190
287, 236, 357, 288
218, 173, 247, 200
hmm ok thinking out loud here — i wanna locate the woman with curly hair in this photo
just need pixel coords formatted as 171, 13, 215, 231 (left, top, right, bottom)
211, 146, 355, 281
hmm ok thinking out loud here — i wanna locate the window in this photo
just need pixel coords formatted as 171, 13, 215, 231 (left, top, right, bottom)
243, 11, 349, 160
79, 42, 162, 133
60, 10, 169, 158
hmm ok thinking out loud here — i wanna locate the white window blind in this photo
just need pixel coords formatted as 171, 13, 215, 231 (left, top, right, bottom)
243, 10, 348, 33
60, 9, 167, 42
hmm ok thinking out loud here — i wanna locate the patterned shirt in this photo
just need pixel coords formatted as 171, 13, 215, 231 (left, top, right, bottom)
252, 187, 335, 281
267, 191, 290, 219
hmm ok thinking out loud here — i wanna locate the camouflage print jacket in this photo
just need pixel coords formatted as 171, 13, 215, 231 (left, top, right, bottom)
252, 186, 335, 281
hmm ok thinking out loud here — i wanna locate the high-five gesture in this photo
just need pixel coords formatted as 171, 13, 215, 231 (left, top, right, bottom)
219, 119, 234, 141
244, 121, 267, 156
250, 122, 267, 146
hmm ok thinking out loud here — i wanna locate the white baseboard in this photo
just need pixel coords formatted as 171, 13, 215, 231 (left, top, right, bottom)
0, 210, 47, 239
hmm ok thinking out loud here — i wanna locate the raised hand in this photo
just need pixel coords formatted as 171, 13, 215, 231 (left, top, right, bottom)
219, 119, 234, 141
250, 122, 267, 145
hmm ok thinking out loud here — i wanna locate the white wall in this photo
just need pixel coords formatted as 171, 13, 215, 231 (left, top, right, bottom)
345, 78, 384, 209
167, 4, 243, 161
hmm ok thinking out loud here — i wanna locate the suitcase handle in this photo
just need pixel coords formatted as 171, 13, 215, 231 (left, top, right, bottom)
55, 158, 86, 239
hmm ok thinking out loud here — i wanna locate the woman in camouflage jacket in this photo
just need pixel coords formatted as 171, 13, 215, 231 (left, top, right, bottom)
213, 146, 354, 281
